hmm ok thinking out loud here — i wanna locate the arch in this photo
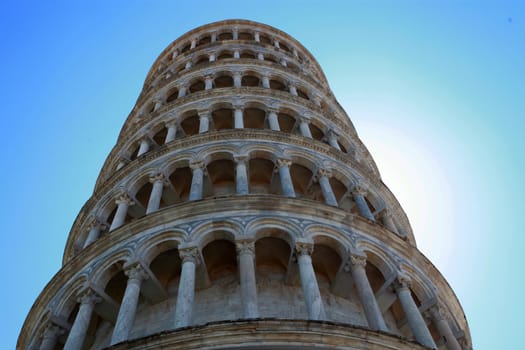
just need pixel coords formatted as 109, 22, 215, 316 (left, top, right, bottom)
192, 220, 239, 248
214, 73, 234, 88
89, 248, 134, 288
238, 31, 252, 40
241, 71, 260, 87
206, 158, 235, 196
179, 110, 200, 136
188, 79, 205, 93
355, 239, 397, 279
246, 217, 301, 243
166, 87, 179, 103
248, 157, 275, 194
136, 230, 186, 265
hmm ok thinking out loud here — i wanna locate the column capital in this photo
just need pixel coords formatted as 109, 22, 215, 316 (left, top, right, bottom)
318, 168, 332, 178
394, 272, 412, 291
380, 208, 393, 219
267, 107, 280, 114
77, 288, 102, 306
232, 70, 242, 78
295, 242, 314, 256
348, 253, 367, 268
42, 322, 65, 339
87, 218, 107, 231
235, 240, 255, 256
197, 109, 211, 118
234, 155, 249, 164
351, 185, 368, 196
124, 263, 149, 283
115, 193, 135, 206
299, 116, 311, 124
276, 158, 292, 168
189, 160, 206, 170
326, 128, 339, 139
204, 74, 214, 81
179, 246, 200, 264
149, 172, 166, 184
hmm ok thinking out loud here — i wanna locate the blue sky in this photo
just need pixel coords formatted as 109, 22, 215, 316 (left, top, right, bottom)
1, 1, 523, 349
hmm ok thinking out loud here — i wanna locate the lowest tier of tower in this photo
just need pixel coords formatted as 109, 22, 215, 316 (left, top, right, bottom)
19, 19, 471, 350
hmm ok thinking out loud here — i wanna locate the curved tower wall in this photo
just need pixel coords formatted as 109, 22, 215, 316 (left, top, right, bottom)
18, 19, 471, 350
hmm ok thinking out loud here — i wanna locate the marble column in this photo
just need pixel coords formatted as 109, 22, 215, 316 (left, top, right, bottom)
190, 38, 197, 49
318, 169, 338, 207
198, 111, 210, 133
394, 276, 437, 349
63, 289, 101, 350
267, 109, 280, 131
137, 138, 150, 157
178, 86, 187, 98
352, 186, 375, 221
209, 53, 216, 62
233, 72, 242, 88
296, 242, 326, 320
326, 130, 341, 151
236, 240, 258, 318
254, 31, 260, 42
428, 306, 461, 350
274, 39, 280, 49
110, 194, 134, 231
171, 50, 179, 60
185, 61, 192, 69
277, 158, 296, 197
211, 32, 217, 42
380, 209, 399, 234
83, 220, 106, 248
235, 156, 249, 195
189, 162, 205, 201
146, 173, 166, 214
234, 106, 244, 128
204, 75, 213, 90
280, 58, 288, 67
164, 122, 177, 143
262, 75, 270, 89
347, 254, 388, 331
233, 28, 238, 40
257, 52, 264, 61
288, 83, 298, 96
39, 323, 65, 350
299, 118, 313, 138
233, 50, 240, 59
174, 247, 199, 328
110, 264, 148, 345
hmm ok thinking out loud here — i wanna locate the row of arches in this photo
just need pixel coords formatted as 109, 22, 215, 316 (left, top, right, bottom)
83, 147, 404, 250
35, 224, 461, 349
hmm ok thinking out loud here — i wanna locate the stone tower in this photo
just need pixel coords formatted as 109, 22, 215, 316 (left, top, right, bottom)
18, 20, 471, 350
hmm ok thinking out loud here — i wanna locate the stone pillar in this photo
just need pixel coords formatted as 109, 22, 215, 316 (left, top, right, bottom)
254, 31, 260, 42
39, 323, 64, 350
296, 242, 326, 320
234, 106, 244, 128
233, 71, 242, 88
262, 75, 270, 89
327, 130, 341, 151
280, 58, 288, 67
174, 247, 200, 328
352, 186, 375, 221
137, 138, 150, 157
185, 61, 192, 69
198, 111, 210, 133
234, 156, 249, 195
110, 194, 134, 231
190, 38, 197, 49
267, 109, 280, 131
233, 28, 239, 40
189, 162, 205, 201
204, 75, 213, 90
83, 220, 106, 248
146, 173, 166, 214
293, 47, 299, 57
110, 264, 148, 345
380, 209, 399, 234
318, 169, 338, 206
257, 52, 264, 61
277, 158, 296, 198
116, 157, 127, 170
299, 118, 313, 138
236, 240, 258, 318
178, 86, 187, 98
233, 50, 240, 59
347, 254, 388, 331
171, 50, 179, 60
394, 276, 437, 349
288, 83, 297, 96
211, 32, 217, 42
274, 39, 280, 49
165, 122, 177, 143
428, 306, 461, 350
153, 97, 163, 112
209, 53, 216, 62
63, 289, 101, 350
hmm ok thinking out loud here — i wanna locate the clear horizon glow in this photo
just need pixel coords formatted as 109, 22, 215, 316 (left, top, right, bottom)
1, 1, 523, 349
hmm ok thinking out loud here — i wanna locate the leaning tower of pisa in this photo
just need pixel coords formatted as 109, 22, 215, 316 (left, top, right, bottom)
18, 19, 472, 350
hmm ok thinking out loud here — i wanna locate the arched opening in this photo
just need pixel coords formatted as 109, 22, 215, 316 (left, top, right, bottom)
152, 127, 167, 146
217, 51, 233, 60
259, 35, 272, 45
290, 164, 313, 198
242, 75, 260, 87
168, 166, 192, 202
264, 55, 278, 64
149, 247, 181, 289
189, 80, 205, 93
218, 32, 233, 41
310, 123, 324, 141
195, 55, 209, 66
166, 88, 179, 103
278, 112, 296, 133
312, 244, 342, 290
297, 88, 310, 100
212, 108, 233, 130
214, 75, 233, 88
279, 42, 291, 53
180, 43, 191, 53
135, 182, 153, 213
238, 32, 252, 40
207, 159, 235, 196
243, 108, 266, 129
180, 113, 200, 136
248, 158, 274, 194
240, 52, 256, 59
198, 36, 211, 46
329, 177, 347, 204
270, 79, 286, 91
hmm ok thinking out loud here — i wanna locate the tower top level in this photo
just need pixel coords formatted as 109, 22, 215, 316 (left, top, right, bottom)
19, 19, 471, 350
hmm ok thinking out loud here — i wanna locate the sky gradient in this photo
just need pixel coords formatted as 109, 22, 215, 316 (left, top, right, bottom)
1, 1, 524, 349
